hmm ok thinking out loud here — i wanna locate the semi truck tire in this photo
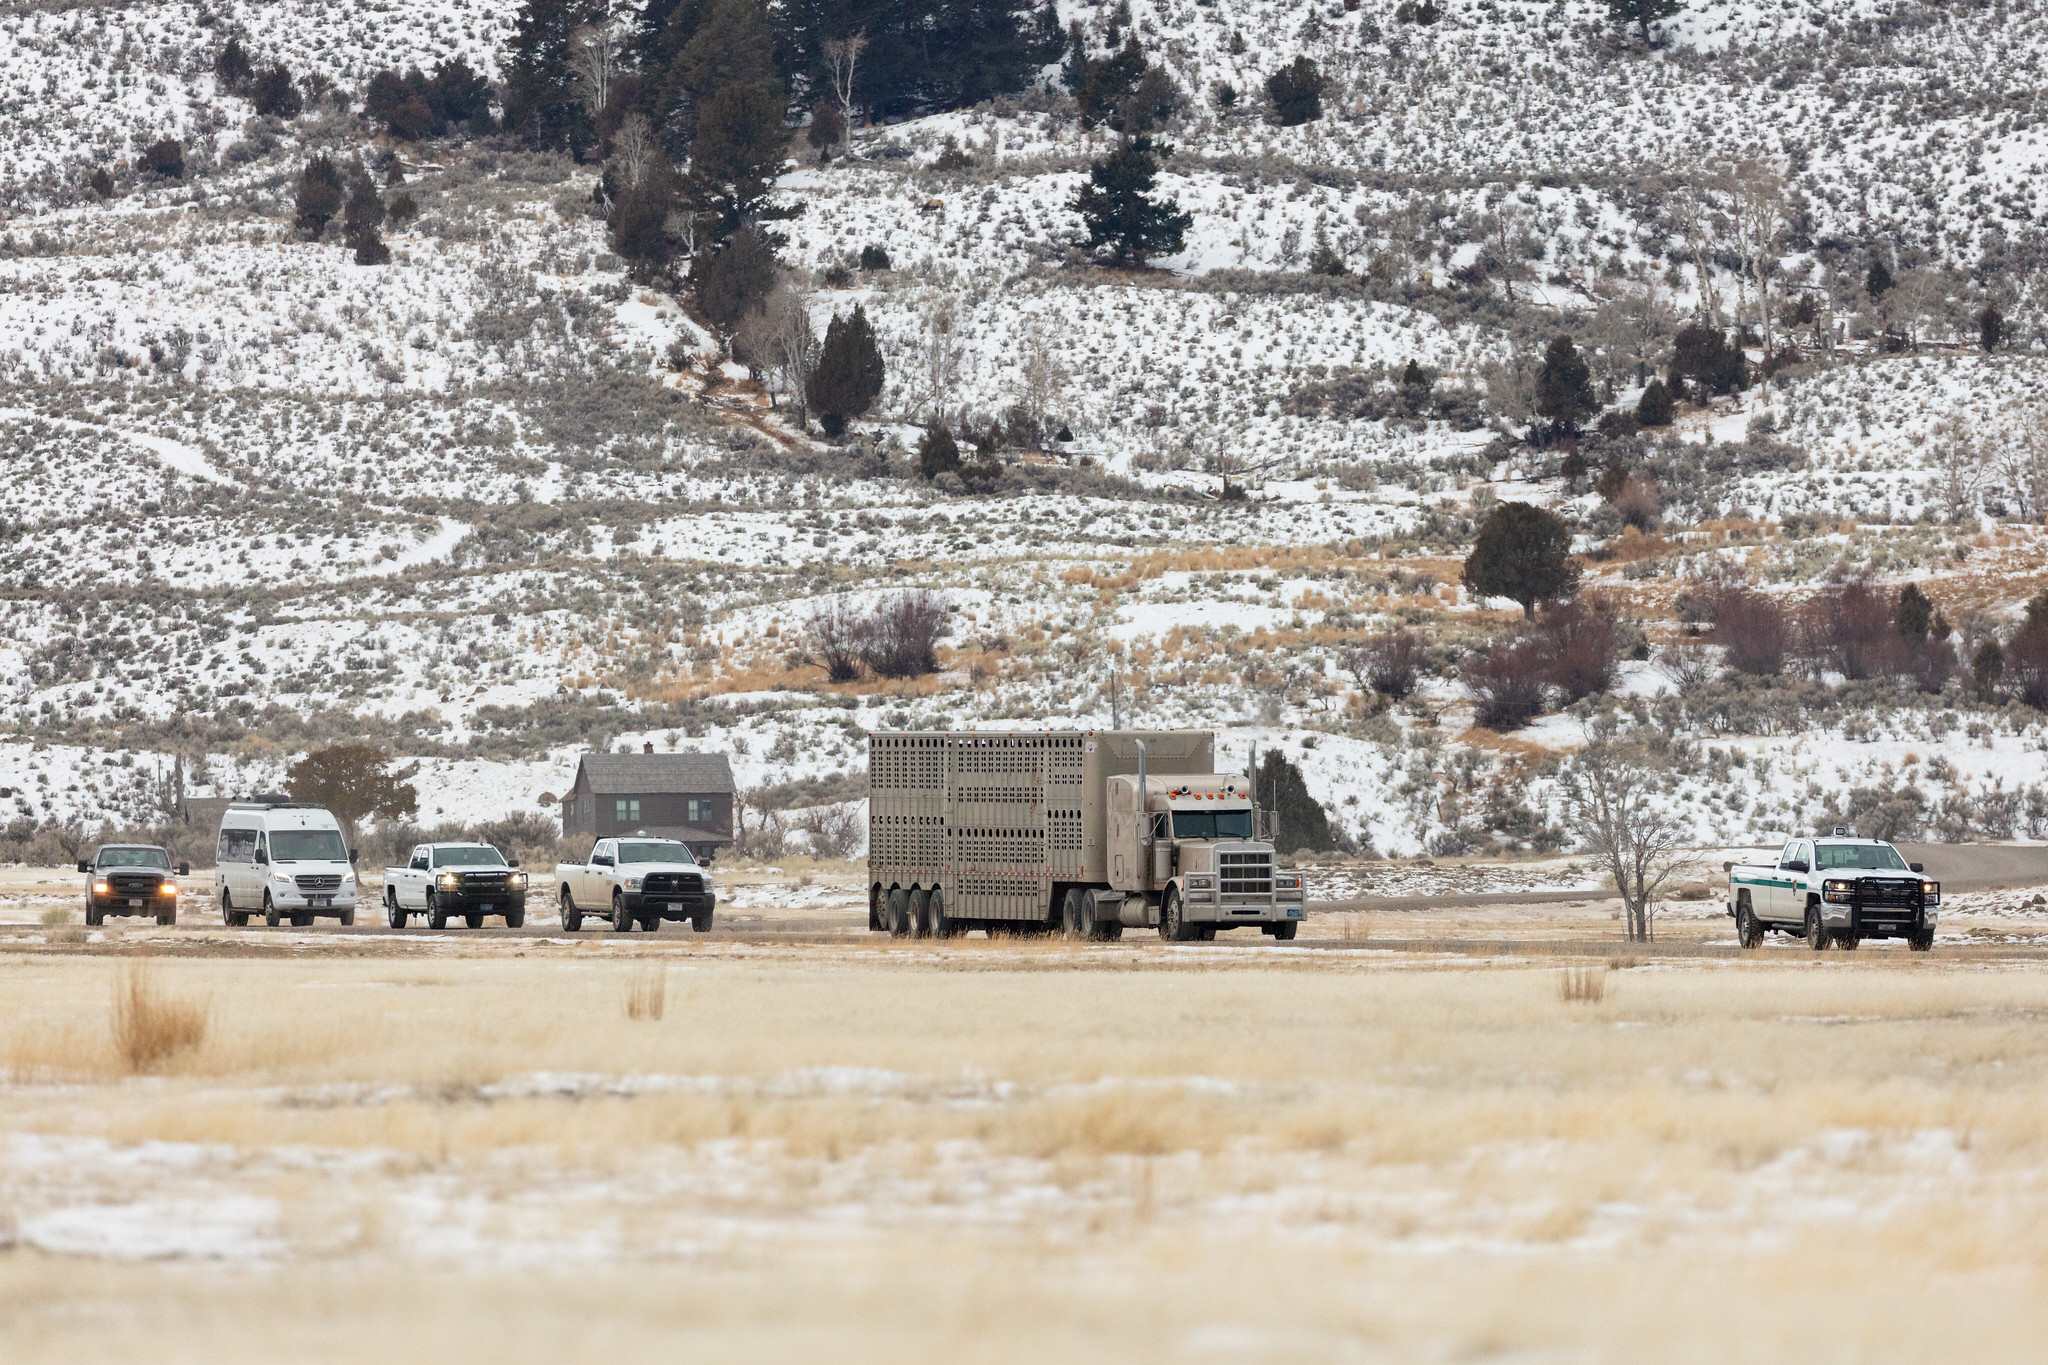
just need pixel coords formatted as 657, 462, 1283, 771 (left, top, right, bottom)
1061, 888, 1085, 940
909, 888, 931, 939
887, 888, 910, 938
929, 889, 956, 938
1159, 889, 1196, 943
560, 886, 582, 932
1268, 921, 1296, 941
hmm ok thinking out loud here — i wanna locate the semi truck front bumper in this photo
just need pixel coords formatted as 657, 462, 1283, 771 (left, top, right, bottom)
1187, 896, 1304, 924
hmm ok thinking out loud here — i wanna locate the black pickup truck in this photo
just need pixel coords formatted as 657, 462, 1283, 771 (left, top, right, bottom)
78, 844, 190, 927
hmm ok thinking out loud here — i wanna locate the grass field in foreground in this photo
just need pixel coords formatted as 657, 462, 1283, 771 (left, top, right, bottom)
3, 944, 2046, 1362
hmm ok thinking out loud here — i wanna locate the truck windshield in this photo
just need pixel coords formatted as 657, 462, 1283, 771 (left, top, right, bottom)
97, 847, 169, 869
435, 846, 507, 867
1170, 809, 1254, 840
1816, 844, 1909, 871
618, 840, 696, 865
270, 830, 347, 862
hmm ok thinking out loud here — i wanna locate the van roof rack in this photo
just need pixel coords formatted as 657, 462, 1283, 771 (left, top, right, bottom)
227, 799, 316, 810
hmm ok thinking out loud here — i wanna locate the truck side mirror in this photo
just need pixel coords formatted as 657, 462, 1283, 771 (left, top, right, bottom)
594, 854, 613, 867
178, 862, 191, 876
255, 848, 269, 866
507, 859, 520, 869
76, 860, 89, 874
1909, 862, 1924, 874
1786, 860, 1808, 874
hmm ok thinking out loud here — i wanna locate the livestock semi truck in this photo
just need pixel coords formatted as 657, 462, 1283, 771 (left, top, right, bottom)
867, 729, 1307, 941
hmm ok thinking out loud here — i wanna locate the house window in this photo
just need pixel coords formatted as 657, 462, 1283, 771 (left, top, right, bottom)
614, 798, 640, 824
687, 798, 711, 825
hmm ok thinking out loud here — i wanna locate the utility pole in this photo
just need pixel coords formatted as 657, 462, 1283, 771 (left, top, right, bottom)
1109, 661, 1122, 731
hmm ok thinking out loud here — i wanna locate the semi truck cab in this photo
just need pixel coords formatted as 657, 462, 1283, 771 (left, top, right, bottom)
1106, 774, 1303, 939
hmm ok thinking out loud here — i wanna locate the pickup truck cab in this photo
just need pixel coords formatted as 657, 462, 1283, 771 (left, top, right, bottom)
384, 842, 527, 929
556, 837, 715, 933
77, 844, 190, 927
1728, 829, 1938, 951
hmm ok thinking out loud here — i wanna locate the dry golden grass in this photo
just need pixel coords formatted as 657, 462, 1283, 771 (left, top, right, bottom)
1559, 965, 1607, 1003
109, 962, 207, 1073
621, 965, 666, 1021
6, 947, 2048, 1361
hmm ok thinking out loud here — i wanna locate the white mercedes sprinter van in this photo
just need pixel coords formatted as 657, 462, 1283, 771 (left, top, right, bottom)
214, 801, 361, 927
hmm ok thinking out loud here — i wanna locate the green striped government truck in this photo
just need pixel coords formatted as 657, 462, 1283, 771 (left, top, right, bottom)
1727, 828, 1939, 951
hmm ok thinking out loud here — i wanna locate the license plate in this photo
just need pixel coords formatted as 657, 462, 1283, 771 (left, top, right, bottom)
313, 897, 331, 908
669, 902, 684, 913
479, 904, 494, 912
128, 898, 143, 907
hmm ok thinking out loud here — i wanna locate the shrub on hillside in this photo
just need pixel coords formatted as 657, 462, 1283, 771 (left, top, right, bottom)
366, 60, 492, 140
294, 155, 344, 239
1347, 628, 1426, 699
1611, 474, 1659, 531
861, 590, 948, 678
1804, 579, 1897, 680
251, 64, 303, 119
1635, 377, 1674, 426
1265, 57, 1324, 126
1466, 638, 1549, 730
214, 37, 253, 93
1713, 588, 1791, 676
1537, 599, 1619, 703
138, 138, 185, 179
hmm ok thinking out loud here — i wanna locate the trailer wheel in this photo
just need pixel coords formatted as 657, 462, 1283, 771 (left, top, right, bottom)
887, 888, 910, 938
908, 888, 932, 939
1060, 888, 1085, 940
929, 889, 957, 938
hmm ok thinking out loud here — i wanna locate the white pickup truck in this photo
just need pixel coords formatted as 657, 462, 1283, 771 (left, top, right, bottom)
383, 842, 528, 929
556, 836, 716, 933
1727, 830, 1938, 951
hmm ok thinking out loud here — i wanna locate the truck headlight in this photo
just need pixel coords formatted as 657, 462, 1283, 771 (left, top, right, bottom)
273, 870, 292, 883
624, 877, 642, 891
438, 872, 458, 887
1187, 876, 1213, 890
1923, 881, 1940, 903
508, 871, 527, 890
160, 882, 178, 895
1823, 879, 1855, 903
1275, 875, 1301, 890
93, 881, 109, 895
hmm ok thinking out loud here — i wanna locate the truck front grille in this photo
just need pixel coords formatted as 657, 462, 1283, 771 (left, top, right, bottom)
642, 872, 703, 897
108, 874, 162, 894
295, 874, 342, 892
1860, 879, 1920, 907
1219, 851, 1272, 896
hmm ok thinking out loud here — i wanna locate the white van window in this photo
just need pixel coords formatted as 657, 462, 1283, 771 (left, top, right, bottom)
219, 828, 258, 863
271, 829, 347, 862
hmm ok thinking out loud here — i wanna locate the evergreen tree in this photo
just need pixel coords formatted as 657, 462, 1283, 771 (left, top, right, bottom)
1895, 584, 1934, 640
1979, 302, 2004, 354
1865, 256, 1894, 298
1462, 502, 1580, 620
251, 64, 303, 119
684, 80, 791, 244
1071, 134, 1190, 266
1603, 0, 1682, 45
88, 167, 115, 198
294, 155, 345, 240
214, 36, 253, 93
917, 424, 962, 481
610, 164, 684, 280
1254, 750, 1333, 855
1973, 640, 2005, 702
806, 304, 886, 437
344, 171, 386, 244
138, 139, 185, 179
1265, 56, 1323, 126
668, 0, 782, 141
1635, 377, 1674, 426
1534, 335, 1595, 435
693, 223, 779, 329
504, 0, 603, 153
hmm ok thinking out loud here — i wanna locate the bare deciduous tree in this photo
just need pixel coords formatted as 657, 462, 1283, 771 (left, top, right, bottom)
1730, 157, 1787, 356
1015, 323, 1069, 449
794, 802, 864, 859
1482, 195, 1533, 304
610, 111, 656, 190
570, 14, 628, 118
1559, 731, 1696, 942
1932, 411, 1982, 525
909, 295, 968, 422
1997, 401, 2048, 523
821, 31, 867, 150
765, 284, 819, 424
1668, 174, 1727, 329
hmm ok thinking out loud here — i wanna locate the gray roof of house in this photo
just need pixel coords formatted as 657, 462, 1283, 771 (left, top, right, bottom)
575, 752, 736, 795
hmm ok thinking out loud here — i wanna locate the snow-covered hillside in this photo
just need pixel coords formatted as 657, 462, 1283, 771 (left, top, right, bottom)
2, 0, 2047, 861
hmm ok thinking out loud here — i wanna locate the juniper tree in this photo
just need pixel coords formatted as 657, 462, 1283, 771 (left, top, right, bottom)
1462, 502, 1580, 620
1265, 56, 1324, 125
1604, 0, 1681, 46
806, 304, 886, 438
294, 155, 345, 240
251, 64, 302, 118
1072, 134, 1190, 266
1535, 335, 1596, 436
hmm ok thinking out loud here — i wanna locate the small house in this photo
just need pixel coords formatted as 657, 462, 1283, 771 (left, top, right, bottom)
560, 746, 736, 861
